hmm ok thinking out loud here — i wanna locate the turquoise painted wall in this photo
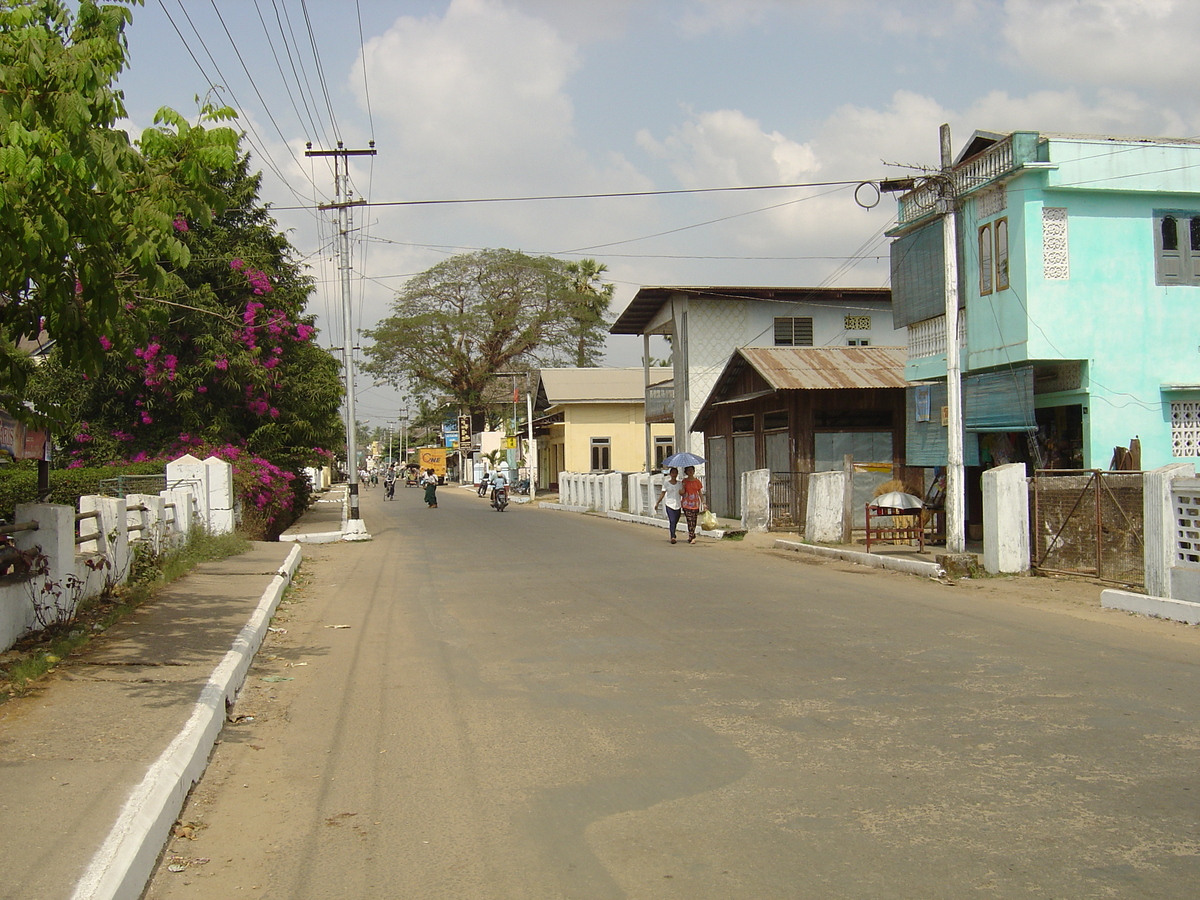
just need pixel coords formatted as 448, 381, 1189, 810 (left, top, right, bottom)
904, 137, 1200, 469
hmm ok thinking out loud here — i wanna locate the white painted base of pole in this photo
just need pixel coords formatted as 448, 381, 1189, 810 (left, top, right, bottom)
341, 519, 371, 541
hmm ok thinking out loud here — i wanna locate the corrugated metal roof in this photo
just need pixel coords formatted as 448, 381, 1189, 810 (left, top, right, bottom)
690, 346, 908, 432
539, 367, 672, 404
738, 346, 908, 390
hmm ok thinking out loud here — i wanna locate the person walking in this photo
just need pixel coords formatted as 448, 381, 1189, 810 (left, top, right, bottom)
680, 465, 706, 544
654, 467, 683, 544
421, 468, 439, 508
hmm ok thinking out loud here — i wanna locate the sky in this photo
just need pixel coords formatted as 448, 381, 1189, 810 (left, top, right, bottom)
112, 0, 1200, 428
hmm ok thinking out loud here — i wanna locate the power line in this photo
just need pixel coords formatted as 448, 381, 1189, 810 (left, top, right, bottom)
298, 0, 342, 142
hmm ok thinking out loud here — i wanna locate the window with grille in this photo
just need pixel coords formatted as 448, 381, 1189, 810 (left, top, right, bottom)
995, 218, 1009, 290
979, 223, 993, 295
654, 436, 673, 468
774, 317, 813, 346
590, 437, 611, 471
1155, 212, 1200, 286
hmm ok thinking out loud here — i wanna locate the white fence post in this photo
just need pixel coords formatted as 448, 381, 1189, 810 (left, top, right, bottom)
805, 471, 848, 543
205, 455, 235, 534
982, 463, 1030, 574
1145, 464, 1196, 599
741, 468, 771, 533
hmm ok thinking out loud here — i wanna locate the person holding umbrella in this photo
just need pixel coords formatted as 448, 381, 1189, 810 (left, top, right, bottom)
679, 465, 706, 544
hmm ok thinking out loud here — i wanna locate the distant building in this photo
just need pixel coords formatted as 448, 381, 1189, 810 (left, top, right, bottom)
610, 287, 904, 460
533, 367, 672, 488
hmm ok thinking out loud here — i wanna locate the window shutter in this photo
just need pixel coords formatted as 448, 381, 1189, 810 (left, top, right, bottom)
1158, 214, 1184, 284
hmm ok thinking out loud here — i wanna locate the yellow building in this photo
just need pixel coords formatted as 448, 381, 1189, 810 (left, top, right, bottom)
534, 368, 674, 489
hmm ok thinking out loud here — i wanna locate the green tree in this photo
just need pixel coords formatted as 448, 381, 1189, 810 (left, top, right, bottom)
362, 249, 611, 427
0, 0, 238, 417
30, 152, 344, 473
559, 259, 614, 367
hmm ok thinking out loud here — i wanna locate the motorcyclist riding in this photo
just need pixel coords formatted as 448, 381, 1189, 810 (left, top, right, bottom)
384, 466, 397, 500
490, 468, 508, 510
477, 471, 490, 498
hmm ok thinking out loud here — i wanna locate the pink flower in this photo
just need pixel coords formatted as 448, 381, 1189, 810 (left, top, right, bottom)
214, 358, 228, 371
172, 216, 189, 233
98, 335, 112, 351
67, 460, 84, 469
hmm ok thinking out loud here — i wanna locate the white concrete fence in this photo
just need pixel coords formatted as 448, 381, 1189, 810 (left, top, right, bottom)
0, 454, 236, 653
558, 472, 625, 512
1102, 463, 1200, 623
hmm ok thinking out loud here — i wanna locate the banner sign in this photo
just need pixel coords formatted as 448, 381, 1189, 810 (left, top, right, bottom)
0, 411, 49, 460
417, 447, 447, 476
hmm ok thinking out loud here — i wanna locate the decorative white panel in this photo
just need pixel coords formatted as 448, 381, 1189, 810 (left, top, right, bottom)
1174, 491, 1200, 566
1043, 207, 1070, 279
1172, 401, 1200, 457
975, 186, 1007, 219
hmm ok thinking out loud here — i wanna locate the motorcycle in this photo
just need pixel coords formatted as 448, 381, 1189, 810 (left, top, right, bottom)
384, 478, 396, 500
477, 477, 490, 498
491, 485, 508, 512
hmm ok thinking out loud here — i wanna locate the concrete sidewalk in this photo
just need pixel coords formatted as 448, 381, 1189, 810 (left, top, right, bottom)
0, 541, 302, 900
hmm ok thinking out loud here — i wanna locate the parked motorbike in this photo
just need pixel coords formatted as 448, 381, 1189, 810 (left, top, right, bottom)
513, 477, 530, 495
491, 485, 508, 512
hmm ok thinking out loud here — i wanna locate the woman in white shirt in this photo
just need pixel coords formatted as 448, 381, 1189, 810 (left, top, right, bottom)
654, 467, 683, 544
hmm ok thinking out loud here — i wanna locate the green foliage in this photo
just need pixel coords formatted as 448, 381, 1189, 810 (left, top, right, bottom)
0, 460, 167, 520
27, 152, 343, 476
0, 0, 239, 420
362, 249, 614, 418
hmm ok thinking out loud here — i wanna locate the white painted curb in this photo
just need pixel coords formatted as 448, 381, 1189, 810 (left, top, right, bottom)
70, 543, 304, 900
1101, 588, 1200, 625
605, 510, 726, 539
773, 539, 945, 579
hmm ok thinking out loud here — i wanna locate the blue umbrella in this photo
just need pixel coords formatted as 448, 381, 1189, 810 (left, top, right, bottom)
662, 451, 706, 468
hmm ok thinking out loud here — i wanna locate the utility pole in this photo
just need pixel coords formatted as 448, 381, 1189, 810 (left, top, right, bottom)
305, 140, 375, 537
939, 124, 966, 554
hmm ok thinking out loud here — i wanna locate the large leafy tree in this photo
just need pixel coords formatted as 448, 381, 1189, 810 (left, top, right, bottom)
0, 0, 239, 416
30, 152, 344, 473
362, 249, 613, 425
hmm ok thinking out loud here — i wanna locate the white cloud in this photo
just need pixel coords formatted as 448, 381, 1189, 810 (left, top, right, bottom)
637, 108, 820, 187
1003, 0, 1194, 89
359, 0, 578, 186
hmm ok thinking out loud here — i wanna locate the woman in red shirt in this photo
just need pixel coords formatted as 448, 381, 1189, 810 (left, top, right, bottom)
680, 465, 706, 544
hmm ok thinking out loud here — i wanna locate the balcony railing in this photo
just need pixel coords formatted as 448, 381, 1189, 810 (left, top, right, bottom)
898, 135, 1018, 225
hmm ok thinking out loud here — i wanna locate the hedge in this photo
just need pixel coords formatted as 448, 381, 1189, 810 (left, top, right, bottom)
0, 461, 171, 523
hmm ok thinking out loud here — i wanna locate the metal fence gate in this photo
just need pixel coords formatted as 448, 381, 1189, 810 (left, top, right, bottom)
1031, 469, 1144, 586
768, 471, 809, 532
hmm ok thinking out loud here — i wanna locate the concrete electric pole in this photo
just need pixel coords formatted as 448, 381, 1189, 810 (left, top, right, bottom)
305, 140, 375, 539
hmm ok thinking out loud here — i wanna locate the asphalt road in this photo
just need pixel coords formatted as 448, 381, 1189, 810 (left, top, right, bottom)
145, 483, 1200, 899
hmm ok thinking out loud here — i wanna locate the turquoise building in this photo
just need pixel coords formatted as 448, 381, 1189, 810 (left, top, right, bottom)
888, 130, 1200, 475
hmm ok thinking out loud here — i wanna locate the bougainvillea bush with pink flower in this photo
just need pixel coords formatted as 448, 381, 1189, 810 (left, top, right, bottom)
30, 155, 343, 538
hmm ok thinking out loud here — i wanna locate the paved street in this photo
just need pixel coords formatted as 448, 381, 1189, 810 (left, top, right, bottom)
146, 484, 1200, 899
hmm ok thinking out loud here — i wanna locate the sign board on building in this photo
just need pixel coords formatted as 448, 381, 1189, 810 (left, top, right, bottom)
503, 436, 517, 450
